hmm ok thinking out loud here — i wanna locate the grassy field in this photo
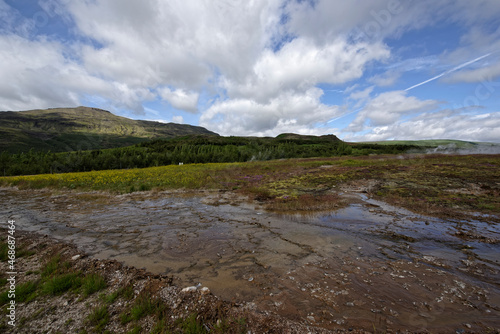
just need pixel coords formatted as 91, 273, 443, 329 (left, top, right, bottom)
1, 154, 499, 218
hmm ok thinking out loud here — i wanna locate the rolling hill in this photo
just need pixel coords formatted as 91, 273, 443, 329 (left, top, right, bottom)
0, 106, 218, 153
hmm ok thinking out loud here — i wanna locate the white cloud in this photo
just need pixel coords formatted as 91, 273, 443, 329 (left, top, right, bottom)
158, 88, 199, 113
0, 0, 499, 143
386, 55, 440, 72
0, 35, 84, 110
349, 86, 375, 101
224, 37, 389, 103
436, 25, 500, 84
368, 71, 400, 87
172, 116, 184, 124
68, 0, 282, 89
348, 91, 440, 132
200, 88, 343, 136
284, 0, 445, 43
0, 34, 156, 113
445, 61, 500, 84
344, 110, 500, 142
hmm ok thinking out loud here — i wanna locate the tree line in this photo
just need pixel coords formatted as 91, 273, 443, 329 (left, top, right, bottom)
0, 136, 417, 176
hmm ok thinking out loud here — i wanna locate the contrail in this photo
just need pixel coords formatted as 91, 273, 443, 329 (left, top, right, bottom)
327, 108, 361, 123
405, 53, 492, 91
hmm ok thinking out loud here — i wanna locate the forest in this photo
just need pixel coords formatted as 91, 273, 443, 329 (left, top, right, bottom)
0, 135, 418, 176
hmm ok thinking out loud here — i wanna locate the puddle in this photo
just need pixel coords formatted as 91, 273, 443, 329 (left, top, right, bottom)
1, 187, 499, 331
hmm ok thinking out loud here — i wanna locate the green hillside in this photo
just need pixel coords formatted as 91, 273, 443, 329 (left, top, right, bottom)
0, 106, 218, 153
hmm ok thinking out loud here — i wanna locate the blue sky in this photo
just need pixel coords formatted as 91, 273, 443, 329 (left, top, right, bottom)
1, 0, 499, 142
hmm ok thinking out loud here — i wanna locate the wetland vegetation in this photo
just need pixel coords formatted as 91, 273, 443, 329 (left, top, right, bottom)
1, 153, 498, 218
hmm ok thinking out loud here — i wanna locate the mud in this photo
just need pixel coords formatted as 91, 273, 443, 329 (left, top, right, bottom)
1, 187, 499, 332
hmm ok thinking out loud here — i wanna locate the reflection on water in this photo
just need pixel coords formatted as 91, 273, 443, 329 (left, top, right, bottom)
1, 188, 499, 331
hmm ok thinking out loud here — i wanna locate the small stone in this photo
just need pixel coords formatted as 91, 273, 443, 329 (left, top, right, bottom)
71, 255, 81, 260
464, 324, 471, 329
200, 287, 210, 294
181, 286, 197, 293
248, 277, 254, 282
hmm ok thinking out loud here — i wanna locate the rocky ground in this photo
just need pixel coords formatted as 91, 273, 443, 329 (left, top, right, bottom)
0, 229, 349, 334
1, 187, 499, 333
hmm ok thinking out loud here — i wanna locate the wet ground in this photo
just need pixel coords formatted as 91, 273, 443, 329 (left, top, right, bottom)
1, 187, 499, 332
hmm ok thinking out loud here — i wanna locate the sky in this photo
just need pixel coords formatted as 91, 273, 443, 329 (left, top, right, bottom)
1, 0, 500, 142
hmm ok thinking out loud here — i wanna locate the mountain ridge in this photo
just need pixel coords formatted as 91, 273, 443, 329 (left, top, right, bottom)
0, 106, 218, 153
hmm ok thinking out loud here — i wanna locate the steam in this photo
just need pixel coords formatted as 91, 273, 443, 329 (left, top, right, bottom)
424, 143, 500, 155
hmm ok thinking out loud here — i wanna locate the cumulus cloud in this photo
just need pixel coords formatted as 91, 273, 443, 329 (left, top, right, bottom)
158, 88, 199, 113
0, 0, 499, 142
343, 110, 500, 142
0, 34, 157, 113
348, 91, 440, 132
0, 35, 86, 110
224, 37, 389, 102
68, 0, 281, 88
200, 88, 343, 136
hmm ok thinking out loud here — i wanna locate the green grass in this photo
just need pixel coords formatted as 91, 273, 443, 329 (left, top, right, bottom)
17, 248, 36, 258
42, 272, 82, 295
102, 290, 119, 304
120, 291, 167, 328
81, 273, 107, 297
176, 313, 207, 334
41, 254, 62, 278
0, 241, 35, 262
127, 325, 142, 334
0, 162, 237, 193
1, 154, 498, 218
119, 311, 133, 325
119, 284, 135, 300
130, 293, 164, 321
0, 280, 39, 305
15, 281, 39, 303
151, 319, 170, 334
87, 304, 110, 332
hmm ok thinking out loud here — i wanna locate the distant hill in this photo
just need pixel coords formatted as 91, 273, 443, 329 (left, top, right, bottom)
360, 139, 500, 153
276, 133, 341, 142
0, 106, 218, 153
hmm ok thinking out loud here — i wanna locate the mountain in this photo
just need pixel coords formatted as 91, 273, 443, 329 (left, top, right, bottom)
0, 106, 218, 153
